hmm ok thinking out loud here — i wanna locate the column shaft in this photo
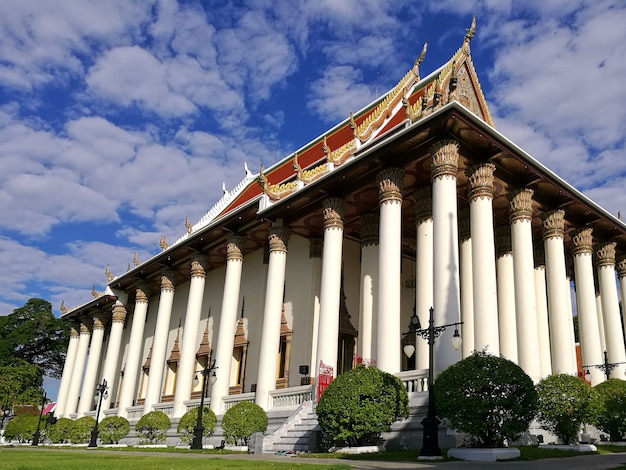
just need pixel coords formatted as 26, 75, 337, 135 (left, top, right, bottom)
459, 208, 474, 358
100, 303, 127, 413
358, 214, 378, 362
117, 285, 150, 417
414, 187, 432, 370
54, 326, 79, 417
173, 256, 208, 417
256, 226, 289, 409
307, 238, 323, 376
376, 168, 404, 373
495, 227, 517, 362
143, 272, 176, 414
211, 237, 245, 413
64, 322, 91, 417
533, 255, 552, 378
77, 316, 106, 416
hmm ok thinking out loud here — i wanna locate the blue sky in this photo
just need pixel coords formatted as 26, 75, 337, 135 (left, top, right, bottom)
1, 0, 625, 325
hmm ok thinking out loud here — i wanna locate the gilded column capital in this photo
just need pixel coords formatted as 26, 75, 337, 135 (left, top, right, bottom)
70, 325, 80, 337
430, 139, 459, 181
570, 227, 594, 256
160, 270, 177, 291
190, 255, 209, 277
135, 282, 151, 303
360, 213, 379, 247
595, 242, 616, 268
495, 225, 512, 257
508, 188, 534, 223
112, 304, 127, 324
309, 237, 323, 259
226, 236, 246, 262
467, 162, 496, 201
377, 167, 405, 205
616, 256, 626, 278
322, 197, 346, 231
79, 321, 91, 334
268, 224, 290, 253
542, 209, 565, 240
413, 186, 432, 224
92, 314, 106, 330
458, 207, 471, 241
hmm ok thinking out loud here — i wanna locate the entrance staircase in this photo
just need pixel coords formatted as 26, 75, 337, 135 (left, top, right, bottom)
262, 400, 319, 453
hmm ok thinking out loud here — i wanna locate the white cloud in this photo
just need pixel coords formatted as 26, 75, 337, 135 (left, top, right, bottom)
308, 66, 376, 122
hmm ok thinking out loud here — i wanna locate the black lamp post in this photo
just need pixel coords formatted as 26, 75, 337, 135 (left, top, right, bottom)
190, 357, 217, 450
584, 350, 626, 381
414, 306, 463, 458
88, 379, 109, 448
31, 392, 47, 446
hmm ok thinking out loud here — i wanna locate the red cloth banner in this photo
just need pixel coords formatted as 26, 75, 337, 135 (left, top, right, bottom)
316, 360, 334, 401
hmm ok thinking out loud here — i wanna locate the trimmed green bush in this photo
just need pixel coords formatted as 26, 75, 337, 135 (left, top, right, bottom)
99, 416, 130, 444
434, 350, 537, 448
4, 414, 39, 443
47, 417, 73, 444
316, 365, 409, 447
593, 378, 626, 442
135, 410, 171, 444
222, 401, 268, 445
536, 373, 598, 444
177, 406, 217, 444
70, 416, 96, 444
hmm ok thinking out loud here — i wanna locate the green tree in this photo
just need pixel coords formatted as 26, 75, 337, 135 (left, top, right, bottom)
0, 298, 70, 379
433, 350, 537, 448
135, 411, 171, 444
222, 402, 268, 446
177, 406, 217, 444
99, 416, 130, 444
593, 379, 626, 442
536, 374, 598, 444
0, 360, 42, 408
316, 365, 409, 447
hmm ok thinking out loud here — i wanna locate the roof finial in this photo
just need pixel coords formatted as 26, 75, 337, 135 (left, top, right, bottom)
185, 216, 192, 234
465, 16, 477, 44
415, 42, 428, 68
105, 264, 113, 282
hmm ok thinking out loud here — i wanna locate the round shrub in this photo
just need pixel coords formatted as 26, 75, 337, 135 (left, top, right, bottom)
4, 414, 39, 443
434, 350, 537, 448
99, 415, 130, 444
70, 416, 96, 444
316, 365, 409, 447
536, 373, 598, 444
48, 417, 73, 444
222, 401, 268, 445
135, 410, 171, 444
593, 378, 626, 442
177, 406, 217, 444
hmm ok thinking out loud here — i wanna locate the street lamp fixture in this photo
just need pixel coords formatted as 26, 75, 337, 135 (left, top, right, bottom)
88, 379, 109, 448
31, 392, 47, 446
584, 350, 626, 381
190, 357, 218, 450
414, 306, 463, 458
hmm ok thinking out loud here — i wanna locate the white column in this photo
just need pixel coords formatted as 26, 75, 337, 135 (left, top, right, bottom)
495, 226, 517, 362
542, 210, 576, 375
54, 325, 79, 418
256, 225, 289, 409
143, 271, 176, 414
596, 290, 606, 352
595, 242, 626, 378
414, 187, 433, 370
358, 214, 378, 362
509, 188, 541, 382
117, 284, 150, 417
430, 140, 462, 374
63, 321, 91, 417
467, 163, 499, 355
77, 315, 106, 416
617, 257, 626, 347
315, 198, 345, 379
571, 228, 604, 384
376, 168, 404, 373
534, 248, 552, 378
211, 236, 245, 413
100, 303, 127, 413
458, 208, 474, 359
173, 255, 208, 418
308, 238, 323, 377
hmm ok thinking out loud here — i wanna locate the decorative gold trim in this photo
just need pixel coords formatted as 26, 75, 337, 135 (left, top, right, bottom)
105, 264, 113, 282
159, 235, 168, 251
509, 188, 534, 223
595, 242, 616, 268
60, 301, 67, 315
268, 224, 290, 253
112, 304, 127, 324
542, 210, 565, 240
430, 140, 459, 180
226, 235, 246, 261
322, 198, 346, 231
616, 256, 626, 278
467, 163, 495, 201
160, 270, 177, 291
135, 283, 150, 303
185, 216, 192, 234
377, 167, 405, 205
293, 152, 329, 184
325, 138, 356, 166
570, 227, 593, 256
133, 252, 140, 266
257, 164, 298, 200
190, 255, 208, 278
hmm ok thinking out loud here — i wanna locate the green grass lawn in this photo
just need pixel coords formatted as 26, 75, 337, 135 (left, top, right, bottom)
0, 448, 351, 470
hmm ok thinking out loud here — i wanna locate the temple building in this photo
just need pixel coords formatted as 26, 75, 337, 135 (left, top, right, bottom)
55, 20, 626, 429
